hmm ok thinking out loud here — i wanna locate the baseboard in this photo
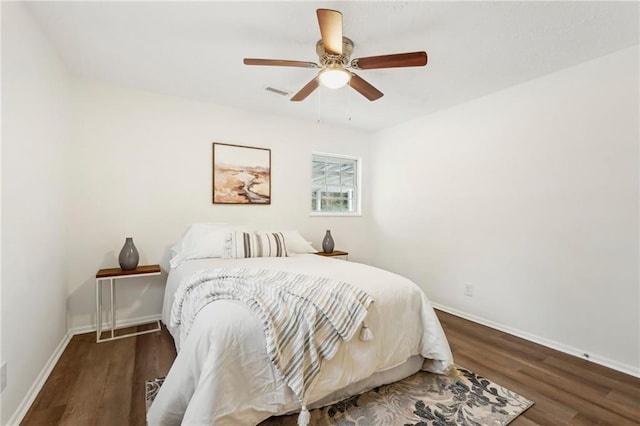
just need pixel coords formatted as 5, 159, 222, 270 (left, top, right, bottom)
68, 313, 163, 336
432, 303, 640, 379
6, 332, 72, 426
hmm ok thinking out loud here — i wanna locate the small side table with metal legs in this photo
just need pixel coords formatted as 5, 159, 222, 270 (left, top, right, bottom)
95, 264, 162, 343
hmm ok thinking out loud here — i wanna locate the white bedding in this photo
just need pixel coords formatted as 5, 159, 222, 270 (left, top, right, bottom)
148, 255, 453, 426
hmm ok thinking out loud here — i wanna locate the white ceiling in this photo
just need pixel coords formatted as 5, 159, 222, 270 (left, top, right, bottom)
26, 1, 639, 132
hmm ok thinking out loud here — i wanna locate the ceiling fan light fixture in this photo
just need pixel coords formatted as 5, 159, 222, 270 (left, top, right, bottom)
318, 67, 351, 89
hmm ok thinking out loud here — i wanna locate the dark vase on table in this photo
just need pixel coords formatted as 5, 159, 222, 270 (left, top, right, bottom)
119, 237, 139, 271
322, 230, 335, 253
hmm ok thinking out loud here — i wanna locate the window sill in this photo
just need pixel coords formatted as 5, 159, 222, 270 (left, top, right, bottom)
309, 212, 362, 217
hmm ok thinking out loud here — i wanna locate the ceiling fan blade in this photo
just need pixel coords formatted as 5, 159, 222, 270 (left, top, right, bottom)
317, 9, 343, 55
243, 58, 319, 68
348, 73, 383, 101
291, 77, 320, 102
351, 51, 427, 70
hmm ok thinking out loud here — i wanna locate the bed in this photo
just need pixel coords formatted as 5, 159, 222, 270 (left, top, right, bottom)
147, 227, 453, 426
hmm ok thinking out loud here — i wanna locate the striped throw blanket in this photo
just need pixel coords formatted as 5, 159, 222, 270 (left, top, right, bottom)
170, 268, 374, 425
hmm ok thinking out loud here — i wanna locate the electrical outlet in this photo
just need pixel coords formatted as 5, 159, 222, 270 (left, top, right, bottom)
1, 361, 7, 392
464, 282, 474, 297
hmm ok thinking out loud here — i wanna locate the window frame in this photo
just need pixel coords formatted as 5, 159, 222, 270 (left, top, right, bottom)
310, 152, 362, 217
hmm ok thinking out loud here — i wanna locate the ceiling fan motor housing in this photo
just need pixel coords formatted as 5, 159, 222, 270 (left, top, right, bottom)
316, 37, 354, 67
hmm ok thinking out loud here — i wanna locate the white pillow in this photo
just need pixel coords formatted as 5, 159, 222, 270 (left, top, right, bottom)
170, 223, 248, 268
224, 231, 288, 259
280, 230, 317, 254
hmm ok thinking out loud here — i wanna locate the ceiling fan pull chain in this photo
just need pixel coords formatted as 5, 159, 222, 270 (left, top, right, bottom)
316, 85, 322, 124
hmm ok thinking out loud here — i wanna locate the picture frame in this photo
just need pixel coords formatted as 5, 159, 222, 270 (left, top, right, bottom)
212, 142, 271, 204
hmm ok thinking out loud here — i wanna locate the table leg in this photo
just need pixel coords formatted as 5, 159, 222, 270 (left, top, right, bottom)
110, 278, 115, 339
96, 278, 101, 341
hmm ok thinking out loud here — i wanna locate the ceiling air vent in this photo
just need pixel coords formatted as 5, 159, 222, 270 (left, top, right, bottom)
264, 86, 290, 97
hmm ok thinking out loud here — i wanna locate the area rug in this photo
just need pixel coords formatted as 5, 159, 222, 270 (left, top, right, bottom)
146, 366, 533, 425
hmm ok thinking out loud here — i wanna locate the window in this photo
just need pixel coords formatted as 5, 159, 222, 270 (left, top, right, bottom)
311, 153, 360, 215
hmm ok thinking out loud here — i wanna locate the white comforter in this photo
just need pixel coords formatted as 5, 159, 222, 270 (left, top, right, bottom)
147, 255, 453, 426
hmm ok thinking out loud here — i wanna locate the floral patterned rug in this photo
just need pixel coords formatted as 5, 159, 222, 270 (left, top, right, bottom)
146, 366, 533, 425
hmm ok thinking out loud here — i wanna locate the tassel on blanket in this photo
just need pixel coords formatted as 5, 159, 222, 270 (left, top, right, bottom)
445, 364, 461, 379
359, 322, 373, 341
297, 405, 310, 426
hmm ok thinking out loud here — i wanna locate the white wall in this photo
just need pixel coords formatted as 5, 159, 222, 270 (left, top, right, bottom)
66, 80, 372, 331
371, 46, 639, 375
2, 6, 637, 424
1, 2, 71, 423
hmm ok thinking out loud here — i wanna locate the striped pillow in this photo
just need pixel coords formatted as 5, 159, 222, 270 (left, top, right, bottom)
224, 231, 288, 259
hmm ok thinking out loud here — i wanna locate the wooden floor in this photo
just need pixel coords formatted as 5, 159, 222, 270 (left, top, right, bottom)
21, 310, 640, 425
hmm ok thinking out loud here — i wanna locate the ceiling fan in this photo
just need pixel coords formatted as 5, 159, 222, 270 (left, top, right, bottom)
243, 9, 428, 102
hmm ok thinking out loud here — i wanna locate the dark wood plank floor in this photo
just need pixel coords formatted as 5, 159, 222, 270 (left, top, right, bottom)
439, 311, 640, 425
21, 310, 640, 425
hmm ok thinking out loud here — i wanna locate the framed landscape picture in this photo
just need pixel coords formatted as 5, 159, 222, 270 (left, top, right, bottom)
212, 142, 271, 204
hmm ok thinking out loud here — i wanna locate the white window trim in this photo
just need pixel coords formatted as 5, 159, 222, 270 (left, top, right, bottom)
310, 151, 362, 217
